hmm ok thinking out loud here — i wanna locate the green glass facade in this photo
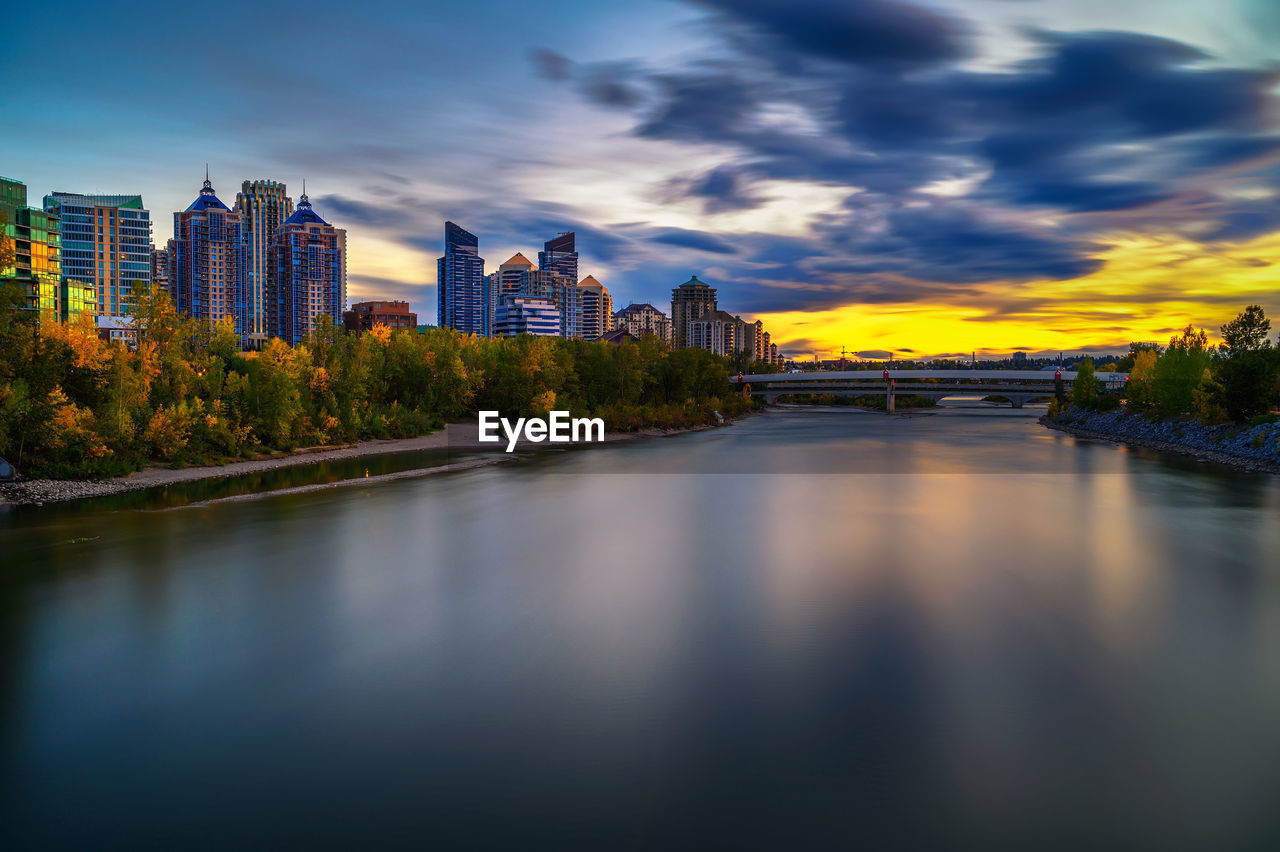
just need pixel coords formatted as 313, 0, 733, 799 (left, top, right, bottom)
1, 176, 72, 321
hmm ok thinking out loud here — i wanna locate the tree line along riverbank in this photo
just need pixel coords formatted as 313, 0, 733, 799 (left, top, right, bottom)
1041, 304, 1280, 475
0, 281, 757, 482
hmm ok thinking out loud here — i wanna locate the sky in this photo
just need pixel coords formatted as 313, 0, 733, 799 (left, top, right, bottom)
3, 0, 1279, 359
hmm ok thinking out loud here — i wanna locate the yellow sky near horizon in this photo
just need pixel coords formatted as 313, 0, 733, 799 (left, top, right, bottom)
757, 229, 1280, 358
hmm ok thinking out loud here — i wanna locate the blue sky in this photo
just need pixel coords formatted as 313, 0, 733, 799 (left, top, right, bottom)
4, 0, 1280, 356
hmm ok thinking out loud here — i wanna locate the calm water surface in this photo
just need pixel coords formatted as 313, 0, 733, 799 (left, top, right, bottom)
3, 407, 1279, 849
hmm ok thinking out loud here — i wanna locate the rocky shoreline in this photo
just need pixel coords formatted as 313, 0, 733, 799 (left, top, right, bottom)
0, 414, 745, 508
1041, 407, 1280, 476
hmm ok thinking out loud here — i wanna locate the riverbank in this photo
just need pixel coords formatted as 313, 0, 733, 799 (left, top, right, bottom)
1041, 407, 1280, 475
0, 413, 749, 508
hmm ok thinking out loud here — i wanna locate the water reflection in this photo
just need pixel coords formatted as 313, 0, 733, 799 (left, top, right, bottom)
2, 409, 1279, 848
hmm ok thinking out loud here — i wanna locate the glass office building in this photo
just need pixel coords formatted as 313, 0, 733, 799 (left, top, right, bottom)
437, 221, 487, 335
2, 177, 93, 323
44, 191, 151, 319
537, 231, 577, 283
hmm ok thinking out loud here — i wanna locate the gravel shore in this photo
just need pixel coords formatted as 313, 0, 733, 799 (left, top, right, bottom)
0, 416, 737, 508
1041, 407, 1280, 475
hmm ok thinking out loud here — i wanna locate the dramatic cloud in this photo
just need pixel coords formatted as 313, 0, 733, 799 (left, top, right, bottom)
529, 0, 1280, 355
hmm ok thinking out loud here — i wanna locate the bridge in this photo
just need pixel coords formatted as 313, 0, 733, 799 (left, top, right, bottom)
733, 370, 1127, 410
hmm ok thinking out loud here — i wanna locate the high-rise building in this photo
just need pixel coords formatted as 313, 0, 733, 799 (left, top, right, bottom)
518, 269, 581, 338
494, 295, 561, 338
335, 228, 348, 311
538, 232, 577, 282
689, 310, 754, 356
485, 252, 535, 335
235, 179, 293, 346
613, 302, 672, 342
44, 190, 151, 319
438, 221, 486, 335
269, 192, 343, 345
173, 174, 247, 335
343, 300, 417, 334
150, 246, 171, 294
1, 176, 76, 320
670, 274, 717, 349
577, 275, 612, 340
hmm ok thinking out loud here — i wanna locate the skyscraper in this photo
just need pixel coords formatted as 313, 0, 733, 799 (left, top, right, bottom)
172, 173, 247, 335
269, 192, 343, 345
437, 221, 486, 335
670, 274, 717, 349
150, 246, 171, 294
44, 190, 151, 319
235, 179, 293, 346
538, 232, 577, 282
577, 275, 612, 340
1, 176, 85, 321
485, 252, 535, 334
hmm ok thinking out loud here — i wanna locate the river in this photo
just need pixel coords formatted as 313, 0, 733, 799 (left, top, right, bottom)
3, 406, 1279, 849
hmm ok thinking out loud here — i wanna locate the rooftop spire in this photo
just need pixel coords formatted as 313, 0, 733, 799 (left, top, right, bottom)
201, 165, 215, 196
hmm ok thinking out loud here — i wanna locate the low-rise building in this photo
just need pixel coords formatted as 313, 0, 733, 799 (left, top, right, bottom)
343, 300, 418, 334
494, 295, 561, 337
613, 302, 672, 342
96, 314, 137, 345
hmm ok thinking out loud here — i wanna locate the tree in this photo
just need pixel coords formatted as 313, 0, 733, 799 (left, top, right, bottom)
1071, 357, 1100, 409
1115, 341, 1162, 373
1213, 305, 1278, 421
1127, 349, 1157, 411
1220, 305, 1272, 356
1152, 325, 1210, 417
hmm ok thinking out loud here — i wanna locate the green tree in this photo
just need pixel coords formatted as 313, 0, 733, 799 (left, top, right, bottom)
1071, 357, 1100, 409
1152, 325, 1210, 417
1212, 305, 1277, 421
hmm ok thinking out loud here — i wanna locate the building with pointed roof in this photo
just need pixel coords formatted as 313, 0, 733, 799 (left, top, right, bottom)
670, 274, 717, 349
576, 274, 612, 340
269, 191, 343, 345
485, 251, 537, 333
172, 173, 246, 335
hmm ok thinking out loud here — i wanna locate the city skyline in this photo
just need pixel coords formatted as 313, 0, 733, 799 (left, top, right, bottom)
5, 0, 1280, 357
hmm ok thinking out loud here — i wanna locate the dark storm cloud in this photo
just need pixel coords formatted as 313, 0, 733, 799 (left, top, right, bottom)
521, 11, 1280, 318
688, 0, 971, 70
816, 202, 1104, 283
670, 166, 768, 213
646, 227, 740, 254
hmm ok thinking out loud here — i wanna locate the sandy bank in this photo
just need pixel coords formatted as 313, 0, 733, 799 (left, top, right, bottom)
1, 416, 743, 508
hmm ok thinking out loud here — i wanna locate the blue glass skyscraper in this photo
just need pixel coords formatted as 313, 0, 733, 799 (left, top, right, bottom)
172, 174, 247, 336
537, 231, 577, 282
268, 192, 342, 346
437, 221, 486, 335
43, 191, 152, 319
